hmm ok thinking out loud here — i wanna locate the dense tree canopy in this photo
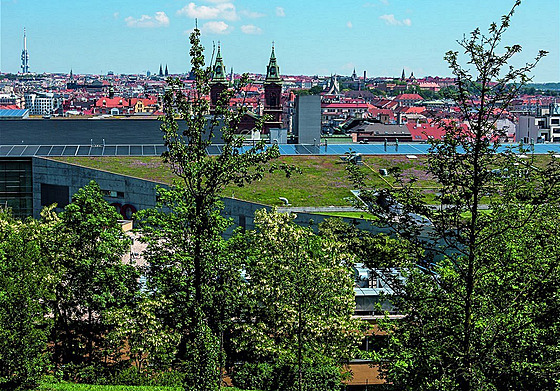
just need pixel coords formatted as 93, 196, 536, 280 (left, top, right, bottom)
347, 2, 560, 390
0, 210, 52, 390
231, 210, 363, 391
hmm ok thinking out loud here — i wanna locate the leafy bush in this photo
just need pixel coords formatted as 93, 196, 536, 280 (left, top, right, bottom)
231, 362, 274, 390
149, 370, 185, 387
109, 367, 150, 386
270, 362, 342, 391
232, 361, 342, 391
61, 363, 110, 385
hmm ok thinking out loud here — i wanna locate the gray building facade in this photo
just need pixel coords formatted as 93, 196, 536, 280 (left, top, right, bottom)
293, 95, 321, 145
0, 156, 162, 219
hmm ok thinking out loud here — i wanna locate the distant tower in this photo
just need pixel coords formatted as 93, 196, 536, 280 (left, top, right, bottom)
352, 68, 358, 81
159, 64, 163, 77
401, 68, 406, 81
326, 74, 340, 95
69, 69, 73, 80
263, 42, 283, 133
165, 64, 169, 76
210, 42, 228, 112
21, 28, 29, 74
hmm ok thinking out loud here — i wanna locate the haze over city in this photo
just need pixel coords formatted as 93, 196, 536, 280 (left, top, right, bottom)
1, 0, 559, 81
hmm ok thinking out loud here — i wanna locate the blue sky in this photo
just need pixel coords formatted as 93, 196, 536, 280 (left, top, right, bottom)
1, 0, 558, 81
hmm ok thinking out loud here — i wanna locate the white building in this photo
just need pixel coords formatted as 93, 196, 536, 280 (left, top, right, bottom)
24, 93, 61, 115
516, 103, 560, 143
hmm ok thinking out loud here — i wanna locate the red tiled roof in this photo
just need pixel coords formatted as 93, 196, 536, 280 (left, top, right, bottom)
95, 97, 158, 108
406, 119, 468, 141
322, 102, 369, 109
395, 93, 424, 101
368, 107, 395, 119
240, 85, 261, 93
397, 106, 426, 114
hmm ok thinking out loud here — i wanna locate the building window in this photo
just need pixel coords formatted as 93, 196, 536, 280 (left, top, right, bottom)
101, 189, 125, 198
41, 183, 70, 208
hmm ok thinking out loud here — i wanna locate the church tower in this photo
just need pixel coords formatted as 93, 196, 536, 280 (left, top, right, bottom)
263, 43, 283, 133
210, 42, 228, 113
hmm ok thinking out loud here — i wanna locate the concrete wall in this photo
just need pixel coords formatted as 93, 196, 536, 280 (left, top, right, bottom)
32, 157, 161, 218
222, 196, 388, 236
294, 95, 321, 145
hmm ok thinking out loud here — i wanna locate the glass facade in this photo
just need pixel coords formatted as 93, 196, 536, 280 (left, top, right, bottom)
0, 158, 33, 218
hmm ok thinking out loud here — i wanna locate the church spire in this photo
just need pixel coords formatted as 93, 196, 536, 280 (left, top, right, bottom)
211, 41, 227, 83
265, 42, 281, 83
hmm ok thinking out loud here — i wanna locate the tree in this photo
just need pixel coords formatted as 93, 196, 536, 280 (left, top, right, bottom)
347, 2, 560, 390
50, 181, 139, 367
0, 209, 53, 390
137, 28, 293, 390
104, 295, 181, 372
231, 210, 364, 391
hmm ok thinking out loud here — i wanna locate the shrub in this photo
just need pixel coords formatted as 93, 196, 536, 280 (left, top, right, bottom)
231, 362, 274, 390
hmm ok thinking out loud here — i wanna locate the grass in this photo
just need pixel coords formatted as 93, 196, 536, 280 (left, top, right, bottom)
51, 155, 436, 207
38, 384, 180, 391
51, 154, 558, 207
38, 384, 255, 391
52, 156, 357, 207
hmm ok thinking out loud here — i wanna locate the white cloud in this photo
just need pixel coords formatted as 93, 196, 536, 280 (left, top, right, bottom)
240, 10, 265, 18
113, 12, 119, 19
379, 14, 411, 26
275, 7, 285, 17
241, 24, 263, 34
177, 2, 238, 21
125, 11, 170, 28
200, 21, 233, 34
346, 21, 353, 29
379, 14, 399, 25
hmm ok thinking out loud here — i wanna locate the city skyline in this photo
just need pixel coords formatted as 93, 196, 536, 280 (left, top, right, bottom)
1, 0, 559, 82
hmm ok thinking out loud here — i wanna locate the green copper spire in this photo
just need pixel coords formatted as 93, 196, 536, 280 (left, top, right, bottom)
212, 42, 227, 83
265, 42, 281, 83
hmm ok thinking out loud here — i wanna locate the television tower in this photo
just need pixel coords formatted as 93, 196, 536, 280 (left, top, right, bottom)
21, 28, 29, 74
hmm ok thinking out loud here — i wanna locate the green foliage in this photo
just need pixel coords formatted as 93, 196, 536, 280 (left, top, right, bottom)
50, 181, 139, 366
138, 27, 292, 391
104, 296, 181, 372
230, 359, 342, 391
347, 2, 560, 390
269, 362, 342, 391
231, 362, 274, 390
231, 210, 363, 391
0, 210, 53, 390
38, 382, 182, 391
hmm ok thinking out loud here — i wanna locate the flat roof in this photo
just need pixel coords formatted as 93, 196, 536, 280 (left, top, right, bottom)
0, 109, 28, 118
0, 143, 556, 157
